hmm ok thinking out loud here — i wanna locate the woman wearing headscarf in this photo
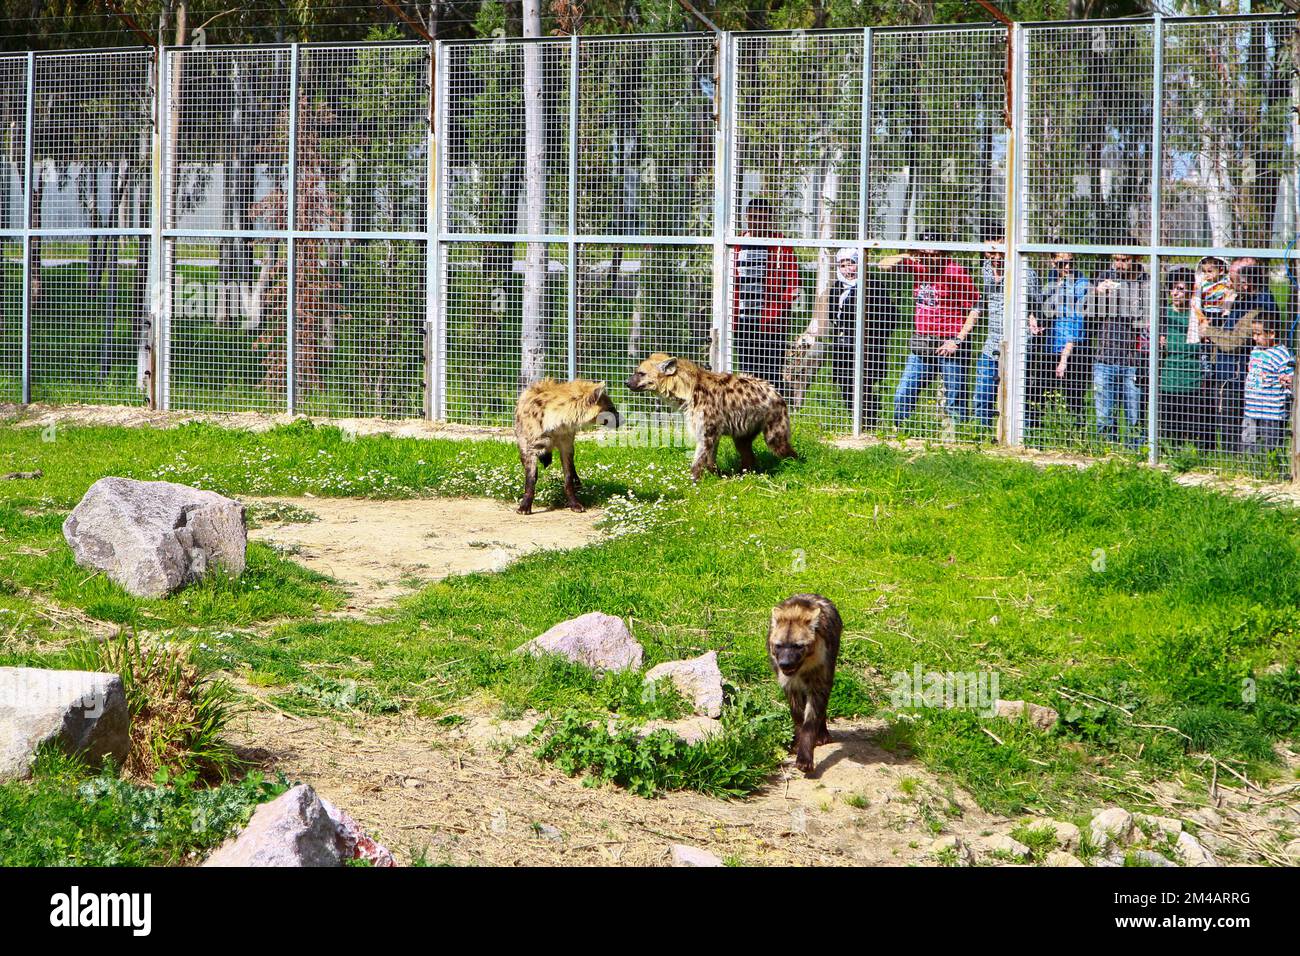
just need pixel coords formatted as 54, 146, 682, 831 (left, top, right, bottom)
829, 247, 899, 429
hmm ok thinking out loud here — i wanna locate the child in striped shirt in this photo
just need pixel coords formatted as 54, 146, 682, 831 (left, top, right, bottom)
1241, 317, 1294, 460
1190, 256, 1230, 346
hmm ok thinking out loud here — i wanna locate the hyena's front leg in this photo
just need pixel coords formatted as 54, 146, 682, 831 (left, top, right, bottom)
690, 427, 720, 482
785, 685, 807, 752
558, 438, 584, 512
795, 688, 830, 775
518, 451, 538, 515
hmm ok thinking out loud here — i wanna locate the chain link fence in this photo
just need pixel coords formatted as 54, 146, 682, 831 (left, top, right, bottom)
1, 15, 1295, 476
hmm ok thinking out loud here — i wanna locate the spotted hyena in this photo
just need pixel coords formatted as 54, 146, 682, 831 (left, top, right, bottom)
625, 353, 795, 481
514, 379, 619, 515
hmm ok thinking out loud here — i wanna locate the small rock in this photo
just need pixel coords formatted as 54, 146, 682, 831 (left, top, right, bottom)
973, 833, 1032, 861
534, 823, 564, 843
993, 699, 1059, 731
671, 844, 723, 867
1130, 849, 1177, 868
1135, 813, 1183, 838
1175, 830, 1218, 867
1044, 850, 1085, 867
1046, 820, 1081, 851
644, 651, 724, 718
0, 667, 129, 782
1281, 839, 1300, 864
515, 612, 643, 672
1090, 807, 1134, 849
204, 785, 343, 867
63, 477, 247, 598
1187, 807, 1223, 830
634, 716, 722, 746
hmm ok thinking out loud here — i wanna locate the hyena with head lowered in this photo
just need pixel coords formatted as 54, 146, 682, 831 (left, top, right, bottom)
514, 379, 619, 515
625, 353, 795, 481
767, 593, 842, 775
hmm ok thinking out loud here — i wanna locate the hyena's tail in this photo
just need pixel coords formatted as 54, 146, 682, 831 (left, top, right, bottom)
765, 407, 797, 459
538, 450, 553, 468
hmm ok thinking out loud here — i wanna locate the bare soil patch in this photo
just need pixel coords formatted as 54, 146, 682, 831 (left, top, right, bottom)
248, 496, 604, 611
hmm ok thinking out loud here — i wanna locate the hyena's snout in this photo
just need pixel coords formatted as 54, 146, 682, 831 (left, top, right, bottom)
625, 372, 648, 393
775, 646, 806, 675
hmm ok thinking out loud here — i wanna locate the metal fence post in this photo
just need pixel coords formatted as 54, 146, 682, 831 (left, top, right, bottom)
431, 38, 447, 418
19, 51, 33, 406
1148, 14, 1164, 466
1003, 22, 1024, 447
567, 33, 578, 382
286, 43, 300, 416
1003, 24, 1027, 448
711, 31, 731, 374
853, 27, 872, 438
148, 46, 164, 411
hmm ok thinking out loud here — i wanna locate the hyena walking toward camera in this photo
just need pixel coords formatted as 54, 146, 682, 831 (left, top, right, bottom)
514, 379, 619, 515
625, 353, 795, 481
767, 593, 842, 775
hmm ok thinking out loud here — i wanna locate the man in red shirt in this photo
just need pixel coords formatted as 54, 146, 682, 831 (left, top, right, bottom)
878, 237, 978, 429
732, 198, 800, 393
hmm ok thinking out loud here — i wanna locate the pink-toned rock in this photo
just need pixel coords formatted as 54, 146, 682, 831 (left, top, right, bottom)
204, 784, 395, 867
993, 699, 1059, 731
320, 796, 397, 867
671, 844, 724, 867
645, 651, 724, 717
516, 612, 643, 672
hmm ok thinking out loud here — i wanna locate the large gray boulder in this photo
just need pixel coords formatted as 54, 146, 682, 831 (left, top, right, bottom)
0, 667, 130, 782
515, 612, 644, 672
204, 784, 396, 867
63, 477, 247, 598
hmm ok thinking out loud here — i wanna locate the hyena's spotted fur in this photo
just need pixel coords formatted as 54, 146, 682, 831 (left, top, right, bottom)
625, 353, 795, 481
514, 379, 619, 515
767, 593, 842, 775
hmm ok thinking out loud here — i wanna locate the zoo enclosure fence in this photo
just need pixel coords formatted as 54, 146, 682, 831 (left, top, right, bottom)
0, 13, 1296, 476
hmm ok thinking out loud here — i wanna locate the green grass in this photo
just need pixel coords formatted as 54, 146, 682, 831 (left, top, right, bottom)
0, 749, 286, 867
2, 415, 1300, 832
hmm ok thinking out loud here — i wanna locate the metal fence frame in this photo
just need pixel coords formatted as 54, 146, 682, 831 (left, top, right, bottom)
2, 13, 1296, 474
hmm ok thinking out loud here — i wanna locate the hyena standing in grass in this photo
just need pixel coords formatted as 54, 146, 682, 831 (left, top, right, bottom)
625, 353, 795, 481
514, 379, 619, 515
767, 593, 842, 775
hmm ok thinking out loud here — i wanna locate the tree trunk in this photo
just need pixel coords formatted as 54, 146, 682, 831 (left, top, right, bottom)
519, 0, 548, 385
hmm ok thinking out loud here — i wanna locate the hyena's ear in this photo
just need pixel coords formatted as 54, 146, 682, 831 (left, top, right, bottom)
657, 357, 678, 376
588, 381, 607, 403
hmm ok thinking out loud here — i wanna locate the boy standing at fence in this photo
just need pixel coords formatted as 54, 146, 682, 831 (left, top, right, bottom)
1241, 315, 1294, 468
1033, 251, 1089, 433
879, 236, 978, 431
732, 198, 800, 393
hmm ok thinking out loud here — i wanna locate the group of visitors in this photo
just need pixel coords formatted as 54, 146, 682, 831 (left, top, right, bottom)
730, 198, 1292, 464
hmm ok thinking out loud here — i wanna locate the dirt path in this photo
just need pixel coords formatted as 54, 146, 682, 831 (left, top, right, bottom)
226, 700, 1015, 866
248, 496, 604, 610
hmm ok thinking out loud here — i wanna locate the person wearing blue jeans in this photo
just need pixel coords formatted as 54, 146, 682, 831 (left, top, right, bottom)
895, 345, 971, 426
1092, 361, 1141, 447
959, 242, 1042, 428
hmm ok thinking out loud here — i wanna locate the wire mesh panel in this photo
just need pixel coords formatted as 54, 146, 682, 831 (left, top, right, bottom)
1022, 23, 1155, 247
576, 35, 715, 238
297, 43, 427, 234
577, 243, 710, 422
442, 39, 570, 236
29, 232, 149, 404
0, 54, 24, 403
28, 51, 152, 405
868, 27, 1006, 243
166, 46, 292, 233
167, 238, 287, 412
731, 31, 863, 243
294, 238, 425, 418
442, 240, 567, 425
1161, 17, 1297, 249
1016, 250, 1156, 454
